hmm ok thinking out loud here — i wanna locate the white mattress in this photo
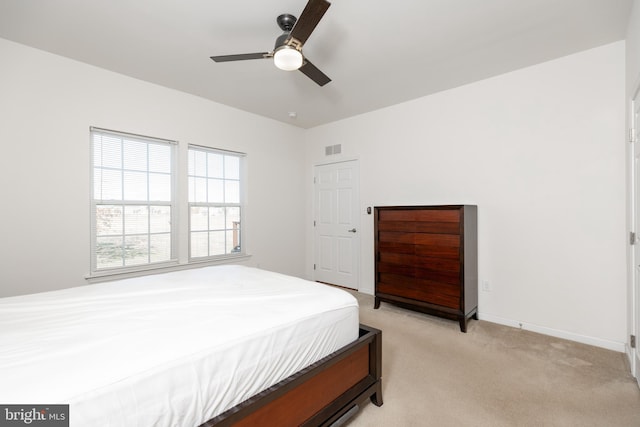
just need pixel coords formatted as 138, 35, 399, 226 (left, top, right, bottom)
0, 265, 359, 426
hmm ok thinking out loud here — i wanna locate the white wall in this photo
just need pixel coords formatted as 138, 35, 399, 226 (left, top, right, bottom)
0, 38, 306, 298
304, 42, 627, 351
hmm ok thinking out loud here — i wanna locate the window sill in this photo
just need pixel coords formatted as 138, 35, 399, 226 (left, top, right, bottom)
85, 254, 252, 284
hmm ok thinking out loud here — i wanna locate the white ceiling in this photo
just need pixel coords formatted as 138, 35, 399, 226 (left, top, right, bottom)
0, 0, 633, 128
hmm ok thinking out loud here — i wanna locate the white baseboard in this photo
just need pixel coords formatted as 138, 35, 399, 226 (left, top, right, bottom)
479, 313, 626, 353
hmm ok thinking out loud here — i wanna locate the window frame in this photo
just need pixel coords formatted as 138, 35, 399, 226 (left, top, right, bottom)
89, 127, 178, 276
187, 144, 247, 262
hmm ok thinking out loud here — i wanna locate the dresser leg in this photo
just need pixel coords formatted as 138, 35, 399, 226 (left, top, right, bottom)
374, 297, 380, 309
460, 311, 478, 332
459, 317, 468, 333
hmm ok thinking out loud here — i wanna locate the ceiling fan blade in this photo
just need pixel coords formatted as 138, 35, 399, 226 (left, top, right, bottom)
289, 0, 331, 46
210, 52, 270, 62
299, 59, 331, 86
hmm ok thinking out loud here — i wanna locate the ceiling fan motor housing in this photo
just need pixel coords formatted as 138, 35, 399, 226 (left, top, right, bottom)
274, 32, 291, 49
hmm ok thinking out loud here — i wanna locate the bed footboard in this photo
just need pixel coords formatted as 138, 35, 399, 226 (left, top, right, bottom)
202, 324, 382, 427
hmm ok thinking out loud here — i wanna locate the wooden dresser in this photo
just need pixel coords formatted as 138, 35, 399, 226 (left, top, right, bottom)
374, 205, 478, 332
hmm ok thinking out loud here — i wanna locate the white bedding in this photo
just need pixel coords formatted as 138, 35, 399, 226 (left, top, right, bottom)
0, 265, 359, 426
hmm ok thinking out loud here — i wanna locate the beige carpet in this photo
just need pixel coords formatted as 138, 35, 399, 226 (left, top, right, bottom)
345, 291, 640, 427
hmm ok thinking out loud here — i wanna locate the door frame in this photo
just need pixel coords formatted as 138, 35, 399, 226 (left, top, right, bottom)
629, 81, 640, 382
313, 158, 361, 290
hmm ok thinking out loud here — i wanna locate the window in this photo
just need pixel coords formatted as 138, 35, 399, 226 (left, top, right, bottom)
188, 145, 244, 259
91, 128, 176, 272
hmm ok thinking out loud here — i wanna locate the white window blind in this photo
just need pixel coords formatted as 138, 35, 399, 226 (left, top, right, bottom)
188, 145, 245, 259
91, 128, 176, 272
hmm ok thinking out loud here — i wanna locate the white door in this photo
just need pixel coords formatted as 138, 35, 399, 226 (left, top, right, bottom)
314, 160, 360, 289
634, 89, 640, 385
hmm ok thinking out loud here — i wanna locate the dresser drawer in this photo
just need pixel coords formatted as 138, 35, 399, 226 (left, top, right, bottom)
378, 209, 460, 223
377, 274, 460, 309
378, 232, 461, 260
377, 220, 460, 234
378, 252, 461, 276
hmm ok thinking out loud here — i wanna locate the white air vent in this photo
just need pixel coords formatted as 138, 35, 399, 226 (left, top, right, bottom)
324, 144, 342, 156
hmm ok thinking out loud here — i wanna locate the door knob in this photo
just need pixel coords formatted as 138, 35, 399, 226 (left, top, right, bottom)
348, 228, 357, 233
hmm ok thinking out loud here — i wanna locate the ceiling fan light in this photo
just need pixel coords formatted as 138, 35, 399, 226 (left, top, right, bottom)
274, 46, 303, 71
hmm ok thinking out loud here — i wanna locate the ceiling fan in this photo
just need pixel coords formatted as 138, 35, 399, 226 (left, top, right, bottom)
210, 0, 332, 86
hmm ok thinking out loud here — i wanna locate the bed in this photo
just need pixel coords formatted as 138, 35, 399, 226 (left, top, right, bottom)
0, 265, 382, 426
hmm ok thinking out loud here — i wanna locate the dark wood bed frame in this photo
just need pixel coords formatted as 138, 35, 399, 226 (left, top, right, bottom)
201, 324, 383, 427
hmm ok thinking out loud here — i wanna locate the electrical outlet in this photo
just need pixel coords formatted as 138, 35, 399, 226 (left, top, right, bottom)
481, 280, 491, 292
